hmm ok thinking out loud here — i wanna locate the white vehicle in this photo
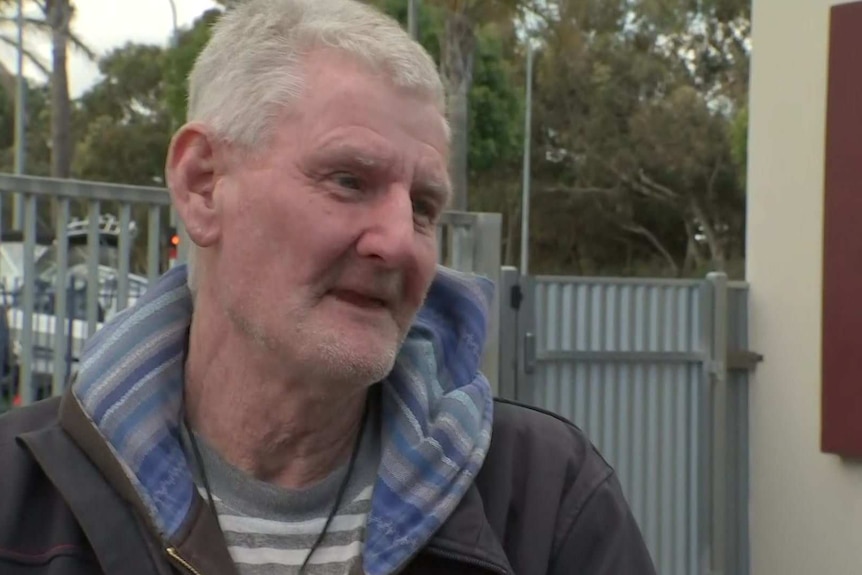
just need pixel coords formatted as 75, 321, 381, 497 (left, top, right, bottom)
2, 215, 150, 400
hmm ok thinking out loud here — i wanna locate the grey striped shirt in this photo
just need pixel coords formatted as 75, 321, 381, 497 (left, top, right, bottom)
181, 407, 380, 575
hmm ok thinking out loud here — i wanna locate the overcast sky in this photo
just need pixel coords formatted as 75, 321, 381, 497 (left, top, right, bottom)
0, 0, 219, 97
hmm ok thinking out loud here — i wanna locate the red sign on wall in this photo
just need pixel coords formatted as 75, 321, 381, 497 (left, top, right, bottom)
822, 1, 862, 457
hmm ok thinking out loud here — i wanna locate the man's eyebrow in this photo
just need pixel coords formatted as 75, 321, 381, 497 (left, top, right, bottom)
312, 141, 394, 169
414, 175, 452, 205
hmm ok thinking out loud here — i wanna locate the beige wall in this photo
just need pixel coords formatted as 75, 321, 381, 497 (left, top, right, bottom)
747, 0, 862, 573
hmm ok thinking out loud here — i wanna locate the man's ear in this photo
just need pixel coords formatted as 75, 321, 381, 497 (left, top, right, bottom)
165, 123, 222, 249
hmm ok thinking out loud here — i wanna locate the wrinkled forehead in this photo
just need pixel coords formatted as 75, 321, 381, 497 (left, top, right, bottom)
302, 43, 447, 113
279, 52, 451, 179
296, 50, 448, 132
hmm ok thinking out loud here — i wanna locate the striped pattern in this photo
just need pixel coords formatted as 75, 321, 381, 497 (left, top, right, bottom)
367, 268, 496, 574
71, 264, 495, 575
206, 487, 373, 575
181, 400, 380, 575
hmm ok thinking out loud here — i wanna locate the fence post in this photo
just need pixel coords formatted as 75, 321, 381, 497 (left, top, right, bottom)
497, 266, 520, 400
708, 271, 729, 575
450, 223, 475, 272
517, 275, 537, 403
52, 198, 69, 397
473, 213, 502, 396
19, 192, 36, 405
64, 282, 77, 387
86, 202, 100, 338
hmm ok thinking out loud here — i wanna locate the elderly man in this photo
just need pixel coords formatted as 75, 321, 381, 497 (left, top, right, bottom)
0, 1, 656, 574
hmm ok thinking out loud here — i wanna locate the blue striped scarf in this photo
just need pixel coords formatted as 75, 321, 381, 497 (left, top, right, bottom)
72, 264, 495, 575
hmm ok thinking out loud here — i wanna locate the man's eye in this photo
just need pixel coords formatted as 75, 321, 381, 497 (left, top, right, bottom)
412, 198, 438, 224
332, 172, 363, 191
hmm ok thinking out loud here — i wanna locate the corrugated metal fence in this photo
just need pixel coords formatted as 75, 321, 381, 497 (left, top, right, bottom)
498, 270, 755, 575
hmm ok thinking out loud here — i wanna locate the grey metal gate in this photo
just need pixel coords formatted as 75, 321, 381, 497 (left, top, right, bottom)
498, 268, 759, 575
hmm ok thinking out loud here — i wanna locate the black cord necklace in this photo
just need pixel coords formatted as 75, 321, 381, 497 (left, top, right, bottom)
183, 397, 369, 574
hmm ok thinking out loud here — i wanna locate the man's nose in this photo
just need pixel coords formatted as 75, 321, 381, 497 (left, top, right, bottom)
354, 185, 416, 268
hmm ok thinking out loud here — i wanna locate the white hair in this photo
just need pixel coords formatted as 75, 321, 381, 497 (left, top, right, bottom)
182, 0, 447, 293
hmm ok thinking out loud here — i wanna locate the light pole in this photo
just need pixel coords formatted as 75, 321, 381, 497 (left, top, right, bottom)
167, 0, 179, 232
519, 42, 534, 276
11, 0, 26, 229
408, 0, 419, 40
167, 0, 178, 46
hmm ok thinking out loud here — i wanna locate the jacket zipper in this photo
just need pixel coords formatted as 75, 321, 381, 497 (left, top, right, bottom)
423, 548, 512, 575
166, 547, 204, 575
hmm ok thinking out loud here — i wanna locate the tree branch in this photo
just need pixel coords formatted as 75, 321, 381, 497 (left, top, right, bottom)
706, 157, 721, 202
636, 169, 680, 202
0, 14, 95, 60
0, 15, 53, 32
66, 31, 96, 60
689, 194, 725, 269
683, 218, 704, 273
538, 185, 619, 196
620, 222, 680, 276
0, 35, 49, 76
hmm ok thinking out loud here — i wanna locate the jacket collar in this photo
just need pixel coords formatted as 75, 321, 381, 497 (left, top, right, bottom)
22, 390, 513, 575
421, 483, 515, 575
11, 393, 236, 575
56, 389, 239, 575
60, 264, 498, 575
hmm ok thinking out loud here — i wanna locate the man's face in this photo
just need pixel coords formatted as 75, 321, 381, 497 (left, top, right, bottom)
208, 50, 450, 385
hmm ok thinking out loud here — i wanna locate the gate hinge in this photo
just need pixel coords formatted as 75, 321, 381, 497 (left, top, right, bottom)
727, 350, 764, 371
509, 285, 523, 310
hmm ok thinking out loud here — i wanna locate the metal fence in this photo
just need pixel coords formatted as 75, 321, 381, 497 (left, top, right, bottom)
497, 269, 756, 575
0, 276, 149, 401
0, 173, 502, 405
1, 175, 172, 404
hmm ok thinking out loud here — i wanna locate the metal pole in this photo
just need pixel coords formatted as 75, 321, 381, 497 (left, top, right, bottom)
12, 0, 26, 229
519, 42, 534, 276
167, 0, 178, 40
708, 271, 729, 575
168, 0, 179, 230
408, 0, 419, 40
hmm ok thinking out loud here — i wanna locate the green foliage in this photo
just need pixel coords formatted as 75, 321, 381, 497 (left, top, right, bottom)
0, 0, 750, 279
370, 0, 523, 176
0, 82, 51, 176
366, 0, 445, 61
0, 84, 14, 151
526, 0, 750, 277
163, 8, 222, 128
468, 24, 523, 175
74, 116, 170, 186
731, 104, 748, 178
72, 43, 171, 185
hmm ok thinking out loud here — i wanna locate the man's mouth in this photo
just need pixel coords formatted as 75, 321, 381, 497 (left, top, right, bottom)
329, 289, 388, 309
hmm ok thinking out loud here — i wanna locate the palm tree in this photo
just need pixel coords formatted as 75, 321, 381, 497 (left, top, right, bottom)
0, 0, 94, 178
44, 0, 95, 178
0, 1, 51, 80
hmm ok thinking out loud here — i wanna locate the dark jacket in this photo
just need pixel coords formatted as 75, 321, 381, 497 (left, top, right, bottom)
0, 391, 655, 575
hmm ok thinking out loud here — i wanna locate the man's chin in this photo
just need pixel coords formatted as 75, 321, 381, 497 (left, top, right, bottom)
307, 331, 401, 385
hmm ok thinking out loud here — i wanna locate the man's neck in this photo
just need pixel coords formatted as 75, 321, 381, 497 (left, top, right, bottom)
182, 304, 369, 490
